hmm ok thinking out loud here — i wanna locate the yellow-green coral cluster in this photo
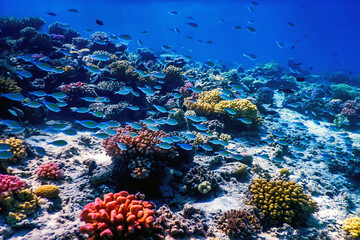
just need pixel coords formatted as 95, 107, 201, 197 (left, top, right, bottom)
1, 188, 39, 224
34, 185, 60, 199
0, 77, 22, 94
0, 137, 26, 162
184, 88, 222, 115
249, 179, 317, 226
343, 217, 360, 239
214, 99, 261, 124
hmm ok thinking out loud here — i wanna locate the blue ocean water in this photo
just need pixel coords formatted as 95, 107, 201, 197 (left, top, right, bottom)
1, 0, 359, 75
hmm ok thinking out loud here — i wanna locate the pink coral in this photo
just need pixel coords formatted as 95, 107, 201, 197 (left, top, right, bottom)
341, 100, 360, 116
0, 174, 26, 195
179, 82, 193, 97
60, 81, 85, 93
79, 191, 156, 239
35, 162, 63, 179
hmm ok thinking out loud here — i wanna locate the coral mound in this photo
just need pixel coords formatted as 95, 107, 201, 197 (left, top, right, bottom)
0, 174, 26, 196
79, 191, 156, 239
343, 216, 360, 239
249, 179, 318, 226
0, 137, 26, 162
217, 209, 261, 239
35, 162, 63, 179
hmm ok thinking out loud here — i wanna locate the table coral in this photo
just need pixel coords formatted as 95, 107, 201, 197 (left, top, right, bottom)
35, 162, 63, 179
217, 209, 262, 239
0, 137, 26, 163
249, 179, 318, 226
343, 216, 360, 239
79, 191, 156, 239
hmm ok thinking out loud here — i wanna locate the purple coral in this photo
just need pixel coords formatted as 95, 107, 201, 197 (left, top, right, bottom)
179, 82, 193, 97
341, 100, 360, 116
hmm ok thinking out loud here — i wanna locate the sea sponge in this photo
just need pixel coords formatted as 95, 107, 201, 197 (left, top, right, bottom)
217, 209, 261, 239
35, 162, 63, 180
0, 137, 26, 163
34, 185, 60, 198
0, 77, 22, 94
343, 216, 360, 239
249, 179, 317, 226
79, 191, 156, 239
214, 99, 261, 124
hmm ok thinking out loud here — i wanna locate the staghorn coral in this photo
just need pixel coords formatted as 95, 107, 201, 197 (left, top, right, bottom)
249, 179, 318, 226
343, 216, 360, 239
34, 185, 60, 199
214, 99, 261, 125
35, 162, 63, 180
0, 137, 26, 163
79, 191, 156, 239
217, 209, 261, 239
0, 77, 22, 93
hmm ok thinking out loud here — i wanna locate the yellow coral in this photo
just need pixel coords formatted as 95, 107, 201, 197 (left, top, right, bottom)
250, 179, 317, 225
34, 185, 60, 198
343, 217, 360, 238
198, 88, 223, 104
198, 181, 211, 194
0, 77, 21, 94
64, 65, 75, 74
214, 99, 261, 124
219, 133, 231, 142
0, 137, 26, 162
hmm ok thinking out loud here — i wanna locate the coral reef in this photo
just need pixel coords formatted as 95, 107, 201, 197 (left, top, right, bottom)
343, 216, 360, 239
0, 77, 22, 93
162, 65, 184, 91
184, 166, 219, 196
217, 209, 262, 239
109, 60, 152, 84
0, 16, 45, 38
79, 191, 157, 239
249, 179, 318, 226
34, 185, 60, 199
214, 99, 261, 124
35, 162, 63, 180
331, 83, 360, 101
0, 137, 26, 163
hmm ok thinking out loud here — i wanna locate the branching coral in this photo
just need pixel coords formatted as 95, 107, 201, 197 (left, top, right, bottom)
343, 216, 360, 239
35, 162, 63, 179
0, 77, 22, 94
79, 191, 157, 239
249, 179, 317, 226
0, 137, 26, 163
217, 209, 262, 239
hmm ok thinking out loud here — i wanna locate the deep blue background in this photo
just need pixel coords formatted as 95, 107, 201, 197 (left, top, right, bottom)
1, 0, 359, 75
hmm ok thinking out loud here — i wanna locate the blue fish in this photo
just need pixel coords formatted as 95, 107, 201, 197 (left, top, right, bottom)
48, 92, 67, 100
81, 97, 97, 102
62, 129, 77, 136
153, 105, 168, 113
126, 122, 142, 130
0, 143, 12, 151
34, 146, 46, 156
34, 62, 53, 71
184, 75, 196, 81
90, 111, 105, 118
7, 127, 25, 134
184, 133, 197, 140
50, 123, 68, 130
15, 70, 32, 78
104, 128, 117, 135
220, 94, 235, 101
42, 101, 61, 112
186, 116, 202, 122
189, 87, 202, 93
127, 106, 140, 111
238, 118, 253, 125
105, 121, 120, 128
166, 118, 178, 126
138, 86, 155, 96
116, 89, 131, 95
135, 69, 150, 77
177, 143, 193, 151
173, 93, 182, 99
153, 85, 162, 90
29, 90, 47, 97
71, 107, 90, 113
0, 151, 13, 159
23, 101, 42, 108
159, 137, 174, 144
48, 140, 68, 146
224, 108, 237, 115
56, 102, 67, 107
91, 53, 109, 61
141, 119, 156, 125
132, 91, 140, 97
123, 86, 133, 91
204, 61, 215, 68
95, 97, 110, 103
92, 133, 110, 139
123, 132, 138, 137
8, 109, 18, 117
116, 142, 127, 150
208, 139, 222, 145
156, 142, 172, 150
51, 68, 65, 74
192, 123, 207, 131
18, 55, 34, 62
153, 72, 166, 78
148, 126, 159, 131
199, 144, 213, 151
0, 119, 22, 128
83, 65, 101, 74
2, 92, 25, 101
216, 150, 231, 156
75, 120, 98, 128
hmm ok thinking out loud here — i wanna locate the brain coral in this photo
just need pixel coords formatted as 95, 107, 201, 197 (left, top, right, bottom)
79, 191, 156, 239
249, 179, 317, 226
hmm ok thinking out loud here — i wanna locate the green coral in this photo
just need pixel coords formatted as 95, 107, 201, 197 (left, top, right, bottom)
198, 181, 212, 194
331, 83, 360, 101
249, 179, 317, 226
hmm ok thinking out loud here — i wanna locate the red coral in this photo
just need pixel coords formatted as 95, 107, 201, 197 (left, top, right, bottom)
0, 174, 26, 195
35, 162, 63, 179
79, 191, 156, 239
